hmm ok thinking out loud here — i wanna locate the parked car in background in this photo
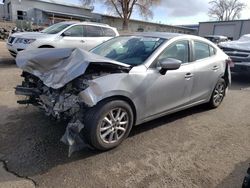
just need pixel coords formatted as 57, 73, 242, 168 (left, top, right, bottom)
219, 34, 250, 73
204, 35, 229, 44
15, 33, 231, 152
6, 21, 119, 57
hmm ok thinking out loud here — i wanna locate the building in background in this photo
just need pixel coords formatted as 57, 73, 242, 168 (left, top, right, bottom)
98, 14, 195, 34
1, 0, 93, 25
199, 20, 250, 40
0, 0, 196, 34
177, 24, 199, 31
0, 1, 4, 19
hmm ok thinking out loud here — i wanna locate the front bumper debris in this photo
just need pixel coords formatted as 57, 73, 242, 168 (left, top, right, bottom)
15, 73, 90, 156
60, 120, 93, 157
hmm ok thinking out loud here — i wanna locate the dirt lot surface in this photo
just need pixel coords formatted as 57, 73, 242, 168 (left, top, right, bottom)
0, 41, 250, 188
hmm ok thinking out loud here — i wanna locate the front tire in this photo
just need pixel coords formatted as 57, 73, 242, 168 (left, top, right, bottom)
208, 78, 226, 108
82, 100, 134, 150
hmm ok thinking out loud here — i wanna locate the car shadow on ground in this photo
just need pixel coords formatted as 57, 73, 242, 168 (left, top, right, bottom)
215, 158, 250, 188
0, 103, 210, 178
130, 104, 209, 137
0, 58, 16, 68
230, 73, 250, 91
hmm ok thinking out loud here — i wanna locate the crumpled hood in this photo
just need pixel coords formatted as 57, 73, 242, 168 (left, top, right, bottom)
219, 39, 250, 51
16, 48, 130, 89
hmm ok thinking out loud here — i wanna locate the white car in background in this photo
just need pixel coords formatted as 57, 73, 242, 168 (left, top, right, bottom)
6, 21, 119, 57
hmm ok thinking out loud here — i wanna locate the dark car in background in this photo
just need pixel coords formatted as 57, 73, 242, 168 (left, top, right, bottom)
219, 34, 250, 74
204, 35, 229, 44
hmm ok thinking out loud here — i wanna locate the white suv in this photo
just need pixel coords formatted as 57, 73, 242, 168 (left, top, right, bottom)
6, 21, 119, 57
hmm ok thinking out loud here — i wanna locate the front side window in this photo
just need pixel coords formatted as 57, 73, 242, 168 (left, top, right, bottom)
63, 25, 84, 37
84, 25, 103, 37
91, 36, 166, 66
194, 41, 210, 61
157, 40, 189, 63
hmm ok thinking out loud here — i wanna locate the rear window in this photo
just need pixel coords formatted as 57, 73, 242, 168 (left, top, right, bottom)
102, 27, 116, 37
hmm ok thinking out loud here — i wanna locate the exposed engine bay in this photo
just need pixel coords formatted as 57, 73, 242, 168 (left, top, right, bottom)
15, 48, 131, 156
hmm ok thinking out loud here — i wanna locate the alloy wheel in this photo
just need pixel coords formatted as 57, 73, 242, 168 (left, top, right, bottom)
213, 82, 225, 106
99, 108, 129, 144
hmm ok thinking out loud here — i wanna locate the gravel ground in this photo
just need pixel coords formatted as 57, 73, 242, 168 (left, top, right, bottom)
0, 41, 250, 188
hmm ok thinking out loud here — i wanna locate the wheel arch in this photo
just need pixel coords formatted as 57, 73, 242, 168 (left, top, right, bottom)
97, 95, 137, 126
38, 45, 55, 48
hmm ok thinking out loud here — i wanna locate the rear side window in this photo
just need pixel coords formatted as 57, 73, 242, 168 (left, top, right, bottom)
84, 25, 103, 37
102, 27, 116, 37
194, 41, 216, 61
209, 46, 216, 56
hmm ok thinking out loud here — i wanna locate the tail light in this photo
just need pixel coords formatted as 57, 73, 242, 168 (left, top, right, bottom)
226, 58, 234, 68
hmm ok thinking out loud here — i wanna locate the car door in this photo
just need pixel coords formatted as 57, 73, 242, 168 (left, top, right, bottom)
143, 40, 195, 119
189, 40, 221, 103
59, 25, 85, 48
82, 25, 108, 51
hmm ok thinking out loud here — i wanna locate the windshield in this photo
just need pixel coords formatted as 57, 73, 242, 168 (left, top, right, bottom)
91, 36, 166, 66
41, 23, 72, 34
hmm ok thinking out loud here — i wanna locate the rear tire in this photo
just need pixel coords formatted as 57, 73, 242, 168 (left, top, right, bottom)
208, 78, 226, 108
82, 100, 134, 150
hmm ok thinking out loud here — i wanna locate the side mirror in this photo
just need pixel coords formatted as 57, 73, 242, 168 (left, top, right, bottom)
159, 58, 182, 75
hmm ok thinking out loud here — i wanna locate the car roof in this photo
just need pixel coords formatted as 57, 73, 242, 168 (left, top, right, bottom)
132, 32, 184, 39
60, 21, 113, 28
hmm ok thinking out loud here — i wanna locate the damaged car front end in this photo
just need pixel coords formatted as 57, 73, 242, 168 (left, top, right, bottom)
15, 48, 131, 156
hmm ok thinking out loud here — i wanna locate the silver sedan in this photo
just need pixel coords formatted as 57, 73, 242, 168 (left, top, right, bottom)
15, 32, 231, 152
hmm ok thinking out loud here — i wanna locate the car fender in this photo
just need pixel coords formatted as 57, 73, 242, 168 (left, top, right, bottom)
78, 72, 149, 124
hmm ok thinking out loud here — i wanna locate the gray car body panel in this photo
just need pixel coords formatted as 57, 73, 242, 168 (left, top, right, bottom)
16, 33, 230, 126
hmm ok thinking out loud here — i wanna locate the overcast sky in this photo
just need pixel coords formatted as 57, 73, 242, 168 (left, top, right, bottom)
64, 0, 250, 25
92, 0, 250, 25
1, 0, 249, 24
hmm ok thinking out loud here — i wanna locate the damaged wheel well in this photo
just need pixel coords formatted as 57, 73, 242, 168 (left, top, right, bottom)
222, 64, 229, 87
98, 96, 137, 126
38, 45, 54, 48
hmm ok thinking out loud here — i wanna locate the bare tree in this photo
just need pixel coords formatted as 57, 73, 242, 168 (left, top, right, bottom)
208, 0, 246, 21
81, 0, 160, 30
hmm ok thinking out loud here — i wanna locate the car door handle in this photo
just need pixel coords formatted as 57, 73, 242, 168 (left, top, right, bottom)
80, 40, 85, 43
185, 73, 194, 79
212, 65, 219, 71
